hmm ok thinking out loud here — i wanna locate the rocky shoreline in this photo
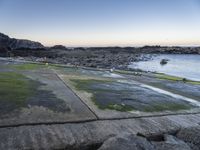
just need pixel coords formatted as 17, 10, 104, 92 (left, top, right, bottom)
1, 32, 200, 70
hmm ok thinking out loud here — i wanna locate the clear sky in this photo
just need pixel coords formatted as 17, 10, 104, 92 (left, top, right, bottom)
0, 0, 200, 47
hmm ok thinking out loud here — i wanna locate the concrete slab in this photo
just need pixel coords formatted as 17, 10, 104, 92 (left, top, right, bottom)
0, 63, 96, 127
56, 67, 200, 119
0, 113, 200, 149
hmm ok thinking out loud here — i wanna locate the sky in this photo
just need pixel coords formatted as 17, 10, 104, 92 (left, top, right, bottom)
0, 0, 200, 47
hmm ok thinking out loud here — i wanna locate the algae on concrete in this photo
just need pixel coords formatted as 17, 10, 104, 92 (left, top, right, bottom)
0, 71, 71, 116
10, 63, 46, 70
70, 78, 193, 112
0, 72, 33, 106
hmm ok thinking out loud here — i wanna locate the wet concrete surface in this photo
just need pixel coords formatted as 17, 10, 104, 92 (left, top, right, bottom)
130, 74, 200, 101
0, 59, 200, 124
1, 59, 200, 149
0, 61, 96, 127
56, 66, 200, 119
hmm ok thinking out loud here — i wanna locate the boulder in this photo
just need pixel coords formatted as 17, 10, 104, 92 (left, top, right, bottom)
152, 134, 191, 150
98, 133, 155, 150
176, 127, 200, 150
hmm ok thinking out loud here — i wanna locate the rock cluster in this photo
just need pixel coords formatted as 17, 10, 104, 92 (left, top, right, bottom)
98, 129, 199, 150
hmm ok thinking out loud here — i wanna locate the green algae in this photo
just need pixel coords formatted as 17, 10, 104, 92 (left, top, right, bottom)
10, 63, 46, 71
70, 78, 193, 112
0, 72, 33, 106
71, 79, 135, 112
0, 72, 71, 115
106, 104, 134, 112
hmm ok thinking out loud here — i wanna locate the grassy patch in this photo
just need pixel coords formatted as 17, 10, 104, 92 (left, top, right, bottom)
156, 73, 200, 85
10, 63, 46, 71
0, 72, 33, 106
156, 73, 183, 81
114, 70, 135, 75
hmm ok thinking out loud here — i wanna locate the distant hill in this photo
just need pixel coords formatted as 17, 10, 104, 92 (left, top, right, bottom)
0, 33, 44, 50
50, 45, 68, 50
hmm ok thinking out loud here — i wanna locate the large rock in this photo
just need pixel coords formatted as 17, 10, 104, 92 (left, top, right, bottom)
98, 133, 155, 150
176, 127, 200, 150
152, 134, 191, 150
0, 32, 44, 50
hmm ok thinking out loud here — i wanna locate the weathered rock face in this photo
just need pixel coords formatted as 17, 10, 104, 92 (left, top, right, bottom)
0, 33, 10, 47
0, 32, 44, 50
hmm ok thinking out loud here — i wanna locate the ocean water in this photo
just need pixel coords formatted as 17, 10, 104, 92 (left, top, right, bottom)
129, 54, 200, 81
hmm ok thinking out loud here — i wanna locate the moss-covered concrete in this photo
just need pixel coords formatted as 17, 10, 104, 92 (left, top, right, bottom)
0, 71, 71, 116
0, 72, 33, 106
70, 78, 193, 112
10, 63, 46, 70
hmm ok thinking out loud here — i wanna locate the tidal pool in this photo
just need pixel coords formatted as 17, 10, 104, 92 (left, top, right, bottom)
129, 54, 200, 81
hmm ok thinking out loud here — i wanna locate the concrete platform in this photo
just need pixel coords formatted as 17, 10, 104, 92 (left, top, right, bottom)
0, 62, 96, 127
57, 67, 200, 119
1, 60, 200, 125
1, 60, 200, 149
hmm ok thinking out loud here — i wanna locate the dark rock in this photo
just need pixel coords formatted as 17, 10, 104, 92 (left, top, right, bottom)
0, 32, 44, 50
176, 127, 200, 150
152, 134, 191, 150
98, 133, 155, 150
160, 59, 169, 65
9, 39, 44, 50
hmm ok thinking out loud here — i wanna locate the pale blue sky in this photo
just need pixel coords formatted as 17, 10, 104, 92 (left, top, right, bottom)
0, 0, 200, 46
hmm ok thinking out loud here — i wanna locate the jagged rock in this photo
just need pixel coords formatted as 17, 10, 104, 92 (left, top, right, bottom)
98, 133, 155, 150
176, 127, 200, 150
0, 32, 44, 50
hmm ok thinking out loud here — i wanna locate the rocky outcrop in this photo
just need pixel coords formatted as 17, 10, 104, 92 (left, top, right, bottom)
50, 45, 68, 50
0, 32, 44, 50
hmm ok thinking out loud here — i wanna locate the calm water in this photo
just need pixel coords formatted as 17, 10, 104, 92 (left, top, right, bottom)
129, 54, 200, 81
